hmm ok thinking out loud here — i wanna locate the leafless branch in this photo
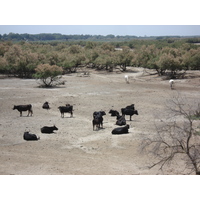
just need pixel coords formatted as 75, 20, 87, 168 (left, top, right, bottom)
140, 93, 200, 174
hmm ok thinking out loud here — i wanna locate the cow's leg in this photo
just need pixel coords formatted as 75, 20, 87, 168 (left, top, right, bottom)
71, 111, 73, 117
130, 115, 132, 121
30, 109, 33, 116
93, 121, 97, 131
20, 111, 22, 117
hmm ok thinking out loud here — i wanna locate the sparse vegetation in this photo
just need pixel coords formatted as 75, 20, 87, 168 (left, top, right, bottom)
0, 65, 200, 174
190, 103, 200, 120
141, 94, 200, 175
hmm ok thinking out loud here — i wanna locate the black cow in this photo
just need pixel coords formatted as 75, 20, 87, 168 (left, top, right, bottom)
93, 111, 106, 131
109, 109, 119, 117
121, 108, 138, 121
42, 102, 50, 110
93, 111, 106, 118
23, 131, 40, 141
13, 104, 33, 117
41, 125, 58, 134
112, 125, 130, 135
92, 116, 101, 131
58, 104, 73, 118
116, 115, 126, 126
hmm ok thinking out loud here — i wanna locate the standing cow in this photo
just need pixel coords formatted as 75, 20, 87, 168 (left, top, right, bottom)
92, 111, 106, 131
13, 104, 33, 117
121, 108, 138, 121
125, 75, 129, 84
58, 104, 73, 118
169, 79, 175, 90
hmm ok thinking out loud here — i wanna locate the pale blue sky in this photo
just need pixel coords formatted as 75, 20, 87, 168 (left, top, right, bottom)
0, 25, 200, 36
1, 1, 199, 37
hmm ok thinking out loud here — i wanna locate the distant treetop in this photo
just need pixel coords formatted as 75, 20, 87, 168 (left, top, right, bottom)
1, 32, 200, 42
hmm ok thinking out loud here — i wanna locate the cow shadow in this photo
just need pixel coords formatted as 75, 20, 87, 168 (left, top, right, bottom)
93, 127, 105, 131
112, 132, 129, 135
61, 116, 75, 119
18, 115, 33, 117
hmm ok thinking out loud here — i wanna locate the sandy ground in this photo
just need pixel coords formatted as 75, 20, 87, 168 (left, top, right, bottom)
0, 67, 200, 175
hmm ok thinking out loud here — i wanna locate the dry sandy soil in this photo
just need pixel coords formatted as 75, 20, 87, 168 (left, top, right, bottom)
0, 67, 200, 175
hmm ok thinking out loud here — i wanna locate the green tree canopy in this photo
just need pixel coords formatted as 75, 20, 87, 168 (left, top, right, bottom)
34, 64, 63, 87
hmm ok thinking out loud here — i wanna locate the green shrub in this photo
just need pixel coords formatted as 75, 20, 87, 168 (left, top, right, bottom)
34, 64, 63, 87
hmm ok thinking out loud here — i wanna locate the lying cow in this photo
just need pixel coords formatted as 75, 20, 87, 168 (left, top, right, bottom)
13, 104, 33, 117
93, 111, 106, 130
42, 102, 50, 110
112, 125, 130, 135
41, 125, 58, 134
121, 108, 138, 121
58, 104, 73, 118
116, 115, 126, 126
23, 131, 40, 141
109, 109, 119, 117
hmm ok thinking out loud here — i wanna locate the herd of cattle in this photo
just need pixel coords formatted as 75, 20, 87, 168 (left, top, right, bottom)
12, 102, 139, 141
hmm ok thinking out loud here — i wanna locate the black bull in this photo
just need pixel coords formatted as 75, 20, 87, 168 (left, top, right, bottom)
13, 104, 33, 117
58, 105, 73, 118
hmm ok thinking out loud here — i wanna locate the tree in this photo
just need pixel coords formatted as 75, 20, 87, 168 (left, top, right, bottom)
0, 56, 8, 73
156, 53, 180, 76
4, 44, 23, 76
4, 44, 39, 78
94, 53, 114, 71
85, 49, 99, 64
0, 42, 9, 56
17, 49, 39, 78
182, 48, 200, 70
141, 93, 200, 174
153, 47, 184, 78
34, 64, 63, 87
69, 45, 82, 54
116, 46, 133, 71
85, 41, 97, 49
132, 45, 160, 69
48, 52, 59, 65
61, 53, 86, 73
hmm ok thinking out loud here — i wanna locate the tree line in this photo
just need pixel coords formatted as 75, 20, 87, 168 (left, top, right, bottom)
1, 32, 200, 42
0, 38, 200, 80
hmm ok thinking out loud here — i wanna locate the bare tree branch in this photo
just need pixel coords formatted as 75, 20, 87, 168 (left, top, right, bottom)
140, 93, 200, 174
